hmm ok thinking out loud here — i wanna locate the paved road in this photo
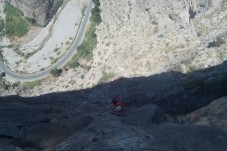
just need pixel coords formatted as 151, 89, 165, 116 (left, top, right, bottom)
0, 0, 93, 81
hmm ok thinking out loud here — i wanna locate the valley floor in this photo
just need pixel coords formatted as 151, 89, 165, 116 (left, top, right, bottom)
1, 0, 85, 74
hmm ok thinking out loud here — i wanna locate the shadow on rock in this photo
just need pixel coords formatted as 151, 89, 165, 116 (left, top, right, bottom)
1, 61, 227, 150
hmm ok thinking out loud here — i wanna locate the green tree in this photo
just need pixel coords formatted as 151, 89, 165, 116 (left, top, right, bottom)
0, 19, 4, 31
92, 0, 100, 6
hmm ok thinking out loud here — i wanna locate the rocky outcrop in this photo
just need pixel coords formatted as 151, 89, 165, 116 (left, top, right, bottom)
185, 96, 227, 130
6, 0, 63, 26
57, 120, 227, 151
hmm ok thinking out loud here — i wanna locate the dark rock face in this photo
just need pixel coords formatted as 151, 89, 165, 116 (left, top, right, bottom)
6, 0, 63, 26
1, 62, 227, 151
0, 95, 227, 151
56, 116, 227, 151
124, 104, 159, 127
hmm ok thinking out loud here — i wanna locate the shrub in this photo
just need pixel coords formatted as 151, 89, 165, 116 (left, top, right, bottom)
26, 80, 41, 89
98, 72, 115, 84
2, 82, 9, 90
51, 57, 60, 65
11, 82, 20, 88
65, 53, 80, 69
92, 0, 100, 6
68, 60, 79, 68
0, 51, 3, 59
13, 46, 25, 57
0, 72, 6, 77
54, 48, 59, 52
65, 41, 70, 45
91, 0, 101, 24
0, 19, 4, 31
81, 5, 87, 16
208, 37, 225, 48
50, 68, 63, 77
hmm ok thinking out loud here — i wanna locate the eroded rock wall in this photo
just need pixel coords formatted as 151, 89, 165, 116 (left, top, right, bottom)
6, 0, 63, 26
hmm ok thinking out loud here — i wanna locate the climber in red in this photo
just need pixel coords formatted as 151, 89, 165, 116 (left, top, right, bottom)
108, 96, 125, 115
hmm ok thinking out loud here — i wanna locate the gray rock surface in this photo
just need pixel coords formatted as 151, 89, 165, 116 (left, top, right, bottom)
185, 96, 227, 130
57, 119, 227, 151
0, 94, 227, 151
6, 0, 63, 26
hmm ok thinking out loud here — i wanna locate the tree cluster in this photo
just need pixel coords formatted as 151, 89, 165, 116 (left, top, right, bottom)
92, 0, 101, 24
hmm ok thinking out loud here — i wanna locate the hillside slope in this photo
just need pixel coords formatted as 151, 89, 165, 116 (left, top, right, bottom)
89, 0, 227, 83
0, 0, 226, 97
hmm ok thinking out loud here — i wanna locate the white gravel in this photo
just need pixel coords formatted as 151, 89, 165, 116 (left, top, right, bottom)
2, 48, 23, 69
20, 21, 54, 53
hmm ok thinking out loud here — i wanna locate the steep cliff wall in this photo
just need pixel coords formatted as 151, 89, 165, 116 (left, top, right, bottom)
6, 0, 63, 26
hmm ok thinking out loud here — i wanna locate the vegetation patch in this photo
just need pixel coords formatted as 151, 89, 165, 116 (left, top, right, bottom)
98, 71, 115, 84
26, 80, 41, 89
13, 46, 25, 57
81, 5, 87, 16
208, 36, 225, 48
77, 21, 97, 60
0, 19, 4, 32
0, 50, 3, 59
54, 48, 59, 52
12, 46, 35, 59
24, 52, 35, 59
50, 68, 63, 77
91, 0, 102, 24
65, 41, 70, 45
11, 82, 20, 88
1, 82, 9, 90
0, 72, 5, 77
65, 54, 80, 69
65, 0, 102, 69
51, 57, 60, 65
4, 1, 29, 37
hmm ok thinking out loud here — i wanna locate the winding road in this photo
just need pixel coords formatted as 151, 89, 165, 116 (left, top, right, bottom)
0, 0, 93, 81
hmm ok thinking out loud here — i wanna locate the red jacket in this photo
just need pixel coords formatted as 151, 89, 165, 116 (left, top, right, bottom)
114, 101, 125, 113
